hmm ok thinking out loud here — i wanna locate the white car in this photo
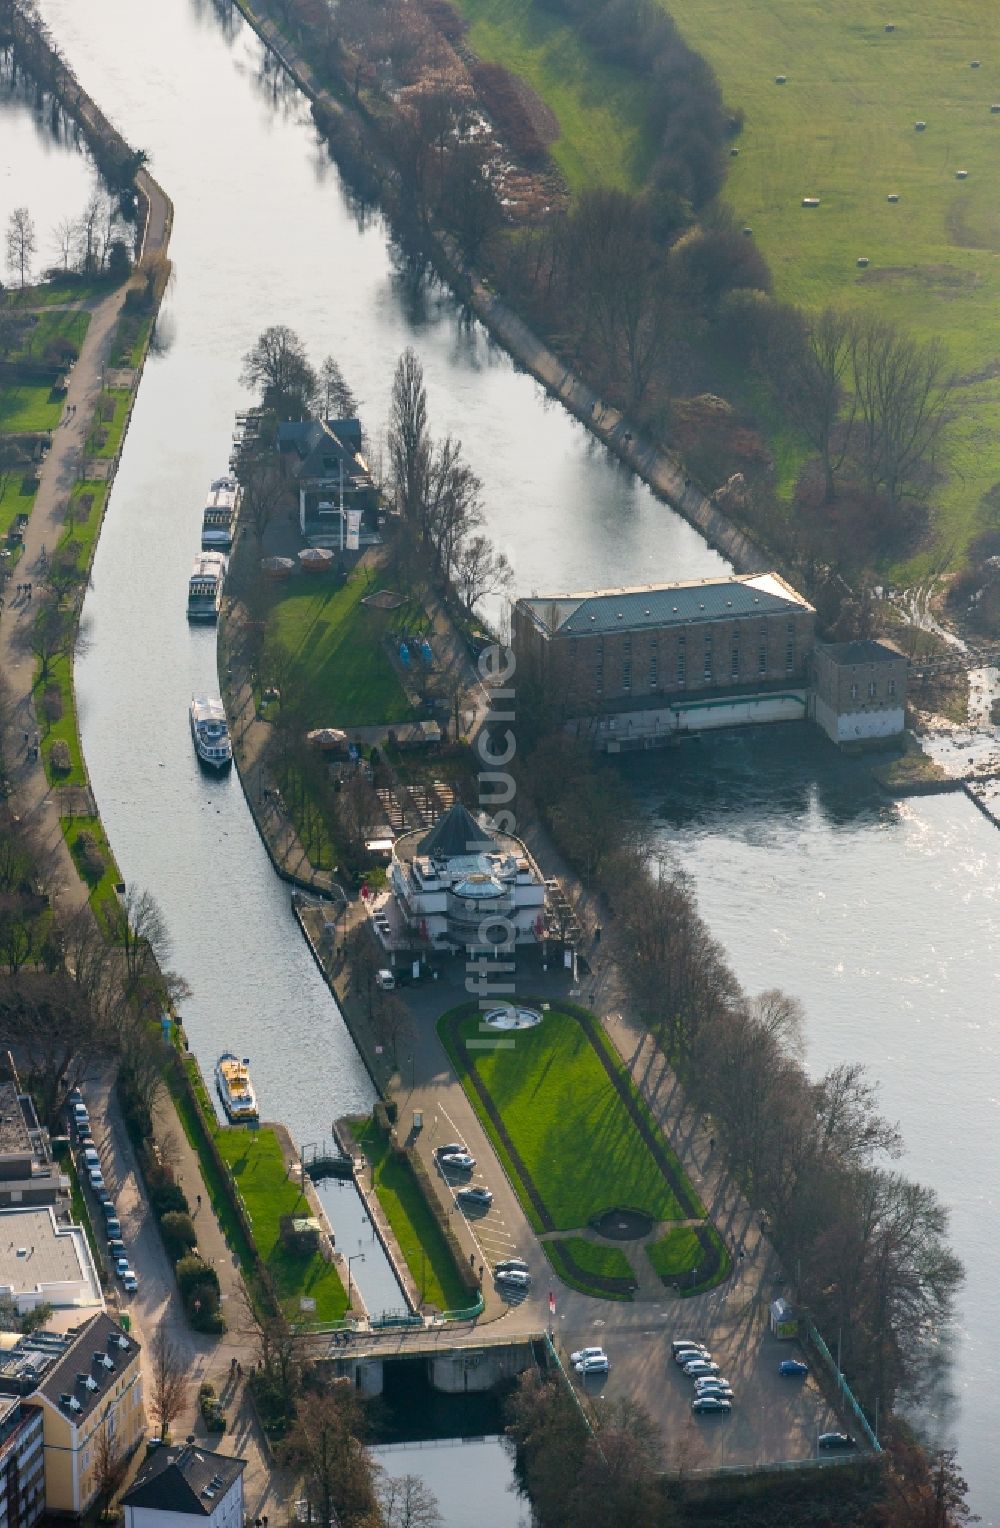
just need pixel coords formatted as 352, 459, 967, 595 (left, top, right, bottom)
694, 1381, 734, 1399
495, 1258, 529, 1275
495, 1268, 531, 1292
439, 1151, 475, 1172
574, 1354, 610, 1375
570, 1346, 607, 1366
121, 1271, 138, 1293
673, 1345, 710, 1365
88, 1170, 106, 1192
694, 1374, 731, 1391
683, 1359, 721, 1378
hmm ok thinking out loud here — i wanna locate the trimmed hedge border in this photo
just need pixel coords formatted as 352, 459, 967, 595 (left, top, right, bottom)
544, 1238, 637, 1301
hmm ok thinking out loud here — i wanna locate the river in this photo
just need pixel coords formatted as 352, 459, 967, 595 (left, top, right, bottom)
22, 0, 999, 1516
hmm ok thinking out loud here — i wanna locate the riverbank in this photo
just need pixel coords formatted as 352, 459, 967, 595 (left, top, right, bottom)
228, 0, 769, 577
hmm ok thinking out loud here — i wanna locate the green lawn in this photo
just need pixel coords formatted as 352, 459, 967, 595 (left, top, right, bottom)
87, 389, 131, 458
60, 815, 122, 925
267, 568, 415, 728
440, 1004, 695, 1231
5, 277, 109, 307
646, 1223, 731, 1296
0, 381, 61, 432
0, 474, 36, 539
354, 1117, 469, 1312
544, 1235, 636, 1300
452, 0, 653, 194
10, 309, 91, 361
664, 0, 1000, 573
214, 1127, 349, 1322
38, 652, 86, 787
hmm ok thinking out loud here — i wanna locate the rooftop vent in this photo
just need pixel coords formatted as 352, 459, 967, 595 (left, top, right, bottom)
85, 1376, 98, 1392
645, 609, 651, 616
616, 612, 623, 620
113, 1335, 130, 1351
99, 1354, 114, 1371
589, 615, 596, 621
68, 1397, 82, 1413
727, 600, 732, 607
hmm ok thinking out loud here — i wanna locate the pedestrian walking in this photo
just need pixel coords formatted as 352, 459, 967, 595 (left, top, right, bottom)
236, 1361, 243, 1378
709, 1136, 715, 1154
197, 1193, 202, 1211
22, 731, 29, 748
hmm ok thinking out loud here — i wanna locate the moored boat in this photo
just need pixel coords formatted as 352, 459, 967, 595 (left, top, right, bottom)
201, 477, 239, 550
187, 551, 227, 621
215, 1052, 258, 1122
189, 696, 233, 770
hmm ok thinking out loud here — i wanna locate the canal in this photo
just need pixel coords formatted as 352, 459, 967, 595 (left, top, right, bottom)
24, 0, 999, 1516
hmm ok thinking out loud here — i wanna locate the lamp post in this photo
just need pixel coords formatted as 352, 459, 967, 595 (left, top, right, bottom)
347, 1252, 365, 1305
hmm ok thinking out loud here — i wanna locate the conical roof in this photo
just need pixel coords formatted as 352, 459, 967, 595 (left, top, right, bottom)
418, 803, 496, 859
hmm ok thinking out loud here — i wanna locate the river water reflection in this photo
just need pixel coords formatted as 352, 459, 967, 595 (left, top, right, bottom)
629, 726, 1000, 1518
23, 0, 999, 1515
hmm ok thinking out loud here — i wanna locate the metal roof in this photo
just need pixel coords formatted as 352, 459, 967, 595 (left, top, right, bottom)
417, 804, 496, 860
520, 576, 808, 636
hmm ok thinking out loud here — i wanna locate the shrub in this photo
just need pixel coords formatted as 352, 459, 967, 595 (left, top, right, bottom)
149, 1178, 190, 1218
160, 1211, 197, 1261
175, 1254, 220, 1303
49, 740, 71, 773
76, 831, 105, 882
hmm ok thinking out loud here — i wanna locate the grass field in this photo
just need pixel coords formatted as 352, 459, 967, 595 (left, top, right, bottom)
646, 1223, 731, 1295
267, 568, 415, 728
0, 381, 61, 433
88, 389, 132, 458
214, 1127, 349, 1321
544, 1235, 636, 1299
0, 474, 36, 540
60, 814, 122, 925
664, 0, 1000, 572
354, 1117, 470, 1311
451, 0, 653, 193
440, 1004, 693, 1231
11, 309, 91, 360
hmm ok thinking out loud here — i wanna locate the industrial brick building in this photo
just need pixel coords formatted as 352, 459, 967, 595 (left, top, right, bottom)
812, 640, 907, 744
512, 573, 817, 746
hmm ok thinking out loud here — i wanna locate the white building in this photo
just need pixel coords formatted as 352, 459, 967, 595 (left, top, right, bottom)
0, 1206, 103, 1315
813, 639, 907, 745
123, 1444, 246, 1528
387, 804, 546, 957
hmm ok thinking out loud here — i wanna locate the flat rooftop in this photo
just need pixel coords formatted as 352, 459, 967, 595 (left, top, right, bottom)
820, 639, 905, 665
0, 1083, 32, 1159
0, 1207, 103, 1310
517, 573, 814, 638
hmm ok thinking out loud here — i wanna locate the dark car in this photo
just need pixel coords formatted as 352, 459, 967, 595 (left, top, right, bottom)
818, 1432, 857, 1451
778, 1359, 809, 1377
435, 1143, 465, 1161
107, 1238, 126, 1258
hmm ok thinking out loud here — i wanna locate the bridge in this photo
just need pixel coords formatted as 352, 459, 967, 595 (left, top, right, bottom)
908, 642, 1000, 679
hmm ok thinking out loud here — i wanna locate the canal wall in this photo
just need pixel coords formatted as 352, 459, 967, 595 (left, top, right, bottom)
227, 0, 770, 577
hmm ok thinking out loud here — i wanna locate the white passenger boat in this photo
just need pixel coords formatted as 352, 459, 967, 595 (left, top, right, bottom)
187, 551, 227, 621
201, 477, 239, 550
189, 697, 233, 770
215, 1052, 258, 1122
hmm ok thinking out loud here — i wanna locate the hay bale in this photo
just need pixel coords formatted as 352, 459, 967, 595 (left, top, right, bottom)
915, 120, 926, 131
775, 74, 787, 84
887, 193, 900, 202
955, 169, 969, 179
742, 225, 754, 236
730, 147, 740, 156
971, 59, 981, 68
857, 257, 870, 267
884, 21, 895, 31
991, 103, 1000, 113
801, 197, 820, 207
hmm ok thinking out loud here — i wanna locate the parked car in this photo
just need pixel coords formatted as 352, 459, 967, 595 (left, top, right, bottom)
88, 1170, 105, 1192
818, 1432, 857, 1451
694, 1374, 731, 1391
570, 1347, 607, 1366
671, 1338, 706, 1356
694, 1382, 734, 1400
121, 1271, 138, 1293
114, 1256, 130, 1279
101, 1201, 118, 1220
436, 1144, 466, 1161
107, 1238, 126, 1258
76, 1122, 93, 1144
81, 1146, 100, 1167
495, 1269, 531, 1292
673, 1344, 710, 1365
574, 1354, 610, 1375
683, 1359, 721, 1378
375, 969, 395, 991
778, 1359, 809, 1377
67, 1088, 84, 1107
692, 1395, 732, 1415
71, 1101, 88, 1121
439, 1151, 475, 1172
457, 1185, 493, 1208
495, 1258, 529, 1275
105, 1218, 122, 1240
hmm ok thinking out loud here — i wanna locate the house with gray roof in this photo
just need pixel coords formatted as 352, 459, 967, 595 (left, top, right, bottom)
123, 1443, 246, 1528
511, 573, 816, 749
277, 418, 378, 540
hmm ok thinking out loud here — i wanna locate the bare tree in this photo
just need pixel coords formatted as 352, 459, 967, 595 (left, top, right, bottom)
378, 1472, 443, 1528
27, 595, 74, 686
850, 319, 953, 512
388, 348, 429, 524
455, 533, 512, 615
423, 435, 483, 577
318, 354, 359, 419
240, 324, 317, 419
52, 215, 77, 272
6, 206, 37, 288
283, 1386, 380, 1528
92, 1418, 127, 1517
148, 1329, 188, 1442
240, 455, 287, 552
781, 307, 856, 502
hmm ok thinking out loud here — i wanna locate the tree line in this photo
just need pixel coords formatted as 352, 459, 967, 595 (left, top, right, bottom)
520, 731, 963, 1425
3, 189, 133, 293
